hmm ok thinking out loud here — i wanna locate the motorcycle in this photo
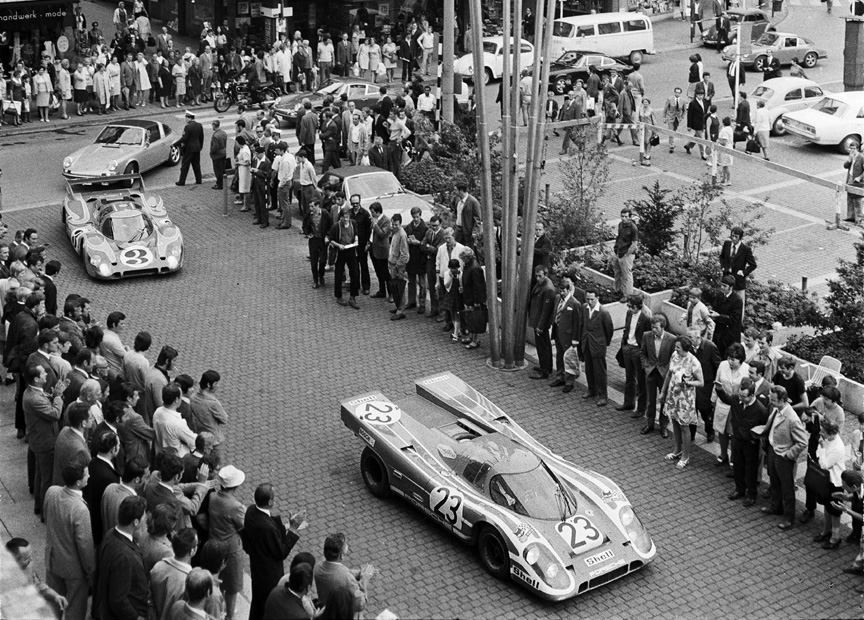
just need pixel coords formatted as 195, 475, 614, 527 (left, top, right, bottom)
213, 78, 281, 113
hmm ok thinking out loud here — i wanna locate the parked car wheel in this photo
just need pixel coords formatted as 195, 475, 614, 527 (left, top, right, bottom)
478, 526, 510, 580
753, 55, 767, 72
629, 50, 644, 65
483, 67, 493, 86
167, 144, 181, 166
772, 116, 786, 136
554, 77, 568, 95
802, 51, 818, 69
360, 447, 391, 498
840, 134, 861, 155
124, 162, 138, 175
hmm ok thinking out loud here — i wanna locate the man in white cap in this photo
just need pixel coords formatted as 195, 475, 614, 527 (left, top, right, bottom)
207, 464, 246, 620
176, 110, 204, 186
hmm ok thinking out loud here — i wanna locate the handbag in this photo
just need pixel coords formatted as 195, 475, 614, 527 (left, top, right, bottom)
804, 456, 831, 501
649, 132, 660, 147
745, 137, 761, 154
615, 346, 625, 368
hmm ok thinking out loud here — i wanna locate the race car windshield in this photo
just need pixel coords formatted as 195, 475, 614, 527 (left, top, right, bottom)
96, 126, 145, 146
102, 212, 153, 242
347, 173, 403, 198
489, 465, 576, 521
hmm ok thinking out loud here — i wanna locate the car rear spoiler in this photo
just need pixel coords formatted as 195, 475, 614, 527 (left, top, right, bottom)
66, 174, 146, 193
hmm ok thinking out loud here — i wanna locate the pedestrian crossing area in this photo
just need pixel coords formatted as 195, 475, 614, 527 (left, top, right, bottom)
169, 108, 304, 152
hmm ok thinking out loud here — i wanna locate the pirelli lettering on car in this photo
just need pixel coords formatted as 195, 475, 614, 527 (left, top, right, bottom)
556, 516, 603, 555
589, 558, 626, 578
421, 375, 449, 385
354, 401, 402, 425
584, 549, 615, 567
357, 427, 375, 448
346, 394, 381, 407
511, 564, 540, 590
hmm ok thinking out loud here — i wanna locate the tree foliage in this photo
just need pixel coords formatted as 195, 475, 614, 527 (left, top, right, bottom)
627, 181, 682, 257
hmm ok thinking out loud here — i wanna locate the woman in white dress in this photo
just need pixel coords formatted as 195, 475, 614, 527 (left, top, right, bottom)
235, 135, 252, 211
31, 66, 53, 122
717, 116, 734, 186
382, 35, 397, 84
357, 39, 370, 79
107, 56, 122, 112
136, 52, 151, 107
172, 58, 187, 107
55, 58, 72, 119
712, 342, 750, 468
367, 37, 381, 83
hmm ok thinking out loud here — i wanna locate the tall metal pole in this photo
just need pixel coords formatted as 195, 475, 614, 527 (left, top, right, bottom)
441, 0, 455, 123
513, 0, 556, 362
499, 0, 515, 368
468, 0, 501, 364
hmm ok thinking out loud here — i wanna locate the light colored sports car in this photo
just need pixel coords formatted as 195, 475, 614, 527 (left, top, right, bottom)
341, 372, 656, 601
454, 37, 535, 85
783, 91, 864, 153
722, 32, 827, 71
62, 120, 181, 179
63, 175, 184, 279
749, 77, 829, 135
317, 166, 435, 223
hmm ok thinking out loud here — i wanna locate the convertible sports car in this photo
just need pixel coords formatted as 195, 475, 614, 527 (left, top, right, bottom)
317, 166, 435, 222
528, 50, 632, 95
273, 78, 401, 126
341, 372, 656, 601
63, 120, 181, 179
62, 175, 184, 279
722, 32, 827, 71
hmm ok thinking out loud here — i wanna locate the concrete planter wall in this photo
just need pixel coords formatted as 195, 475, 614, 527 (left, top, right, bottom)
577, 265, 674, 328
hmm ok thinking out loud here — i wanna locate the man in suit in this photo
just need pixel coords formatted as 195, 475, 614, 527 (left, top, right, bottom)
700, 72, 716, 109
150, 528, 198, 620
101, 456, 147, 535
43, 459, 95, 620
251, 144, 273, 228
368, 203, 392, 300
143, 452, 209, 529
320, 110, 342, 174
58, 298, 85, 364
336, 32, 352, 77
617, 294, 652, 416
144, 344, 177, 426
420, 215, 447, 318
62, 349, 93, 405
156, 26, 173, 57
297, 101, 318, 163
549, 273, 585, 394
243, 483, 304, 620
639, 314, 676, 438
52, 402, 91, 485
210, 120, 228, 190
684, 90, 707, 159
664, 87, 687, 153
528, 264, 556, 380
5, 291, 42, 437
719, 226, 757, 312
176, 111, 204, 186
762, 385, 808, 529
688, 328, 722, 442
264, 563, 314, 619
24, 362, 68, 516
727, 57, 745, 98
117, 386, 155, 465
452, 182, 481, 251
42, 260, 61, 316
717, 377, 768, 507
710, 275, 744, 355
532, 222, 552, 271
844, 141, 864, 225
581, 289, 614, 406
91, 400, 126, 474
761, 51, 781, 80
88, 432, 121, 545
368, 134, 388, 169
748, 360, 773, 409
314, 532, 374, 613
97, 496, 149, 620
165, 568, 215, 620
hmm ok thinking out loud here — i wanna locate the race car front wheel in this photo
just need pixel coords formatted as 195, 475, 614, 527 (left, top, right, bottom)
360, 447, 391, 499
478, 525, 511, 580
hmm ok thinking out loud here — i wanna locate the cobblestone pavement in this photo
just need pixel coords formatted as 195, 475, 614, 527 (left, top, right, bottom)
1, 187, 862, 619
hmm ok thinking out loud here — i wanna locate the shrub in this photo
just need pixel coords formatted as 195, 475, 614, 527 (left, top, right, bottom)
784, 333, 864, 385
628, 181, 683, 257
556, 252, 619, 305
822, 232, 864, 351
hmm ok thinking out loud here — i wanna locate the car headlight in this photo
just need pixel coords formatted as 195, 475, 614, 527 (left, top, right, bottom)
170, 245, 182, 257
63, 157, 73, 169
522, 544, 569, 590
525, 545, 540, 565
98, 263, 112, 277
90, 255, 103, 267
107, 161, 118, 172
619, 505, 652, 555
619, 505, 635, 528
166, 255, 179, 269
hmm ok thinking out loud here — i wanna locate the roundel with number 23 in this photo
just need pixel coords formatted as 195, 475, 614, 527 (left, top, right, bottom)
429, 486, 465, 530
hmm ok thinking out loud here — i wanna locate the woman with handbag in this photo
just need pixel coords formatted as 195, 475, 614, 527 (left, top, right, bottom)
442, 258, 464, 344
660, 336, 705, 469
638, 97, 657, 167
382, 35, 398, 84
812, 420, 845, 548
459, 248, 487, 350
32, 66, 53, 122
712, 342, 749, 469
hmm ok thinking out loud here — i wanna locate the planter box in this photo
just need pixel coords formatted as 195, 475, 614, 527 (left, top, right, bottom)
777, 346, 864, 417
576, 265, 674, 326
660, 299, 690, 336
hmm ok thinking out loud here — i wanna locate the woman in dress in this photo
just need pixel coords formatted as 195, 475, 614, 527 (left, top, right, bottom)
72, 62, 88, 117
187, 56, 202, 106
637, 97, 656, 167
172, 57, 187, 107
357, 38, 370, 80
661, 336, 705, 469
92, 63, 111, 114
814, 420, 846, 548
442, 257, 464, 344
717, 116, 734, 186
215, 26, 228, 55
31, 66, 53, 122
107, 56, 122, 111
367, 36, 381, 83
459, 248, 487, 350
382, 35, 398, 84
136, 52, 151, 107
207, 466, 246, 620
351, 25, 361, 64
713, 342, 750, 468
55, 59, 71, 120
9, 71, 25, 124
83, 57, 96, 114
157, 58, 172, 108
235, 135, 252, 211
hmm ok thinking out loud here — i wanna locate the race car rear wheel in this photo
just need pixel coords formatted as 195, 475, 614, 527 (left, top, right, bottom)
478, 525, 510, 580
360, 447, 391, 499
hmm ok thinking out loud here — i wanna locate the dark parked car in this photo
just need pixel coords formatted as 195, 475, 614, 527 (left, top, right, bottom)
273, 78, 400, 126
529, 50, 633, 95
702, 8, 775, 47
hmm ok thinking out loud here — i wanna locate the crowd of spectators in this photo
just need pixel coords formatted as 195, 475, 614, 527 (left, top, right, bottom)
0, 219, 394, 619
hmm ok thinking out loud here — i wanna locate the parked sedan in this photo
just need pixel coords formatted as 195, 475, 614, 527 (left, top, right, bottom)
749, 77, 828, 135
62, 120, 181, 179
722, 32, 826, 71
528, 51, 632, 95
453, 37, 535, 85
783, 91, 864, 153
702, 8, 774, 47
272, 78, 400, 126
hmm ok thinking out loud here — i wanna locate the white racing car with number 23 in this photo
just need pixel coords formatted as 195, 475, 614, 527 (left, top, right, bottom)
340, 372, 656, 601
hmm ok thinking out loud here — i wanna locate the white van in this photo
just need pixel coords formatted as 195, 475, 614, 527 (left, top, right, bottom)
550, 12, 655, 65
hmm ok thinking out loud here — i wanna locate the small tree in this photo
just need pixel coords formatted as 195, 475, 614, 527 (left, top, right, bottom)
824, 232, 864, 348
628, 181, 683, 256
540, 126, 613, 264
